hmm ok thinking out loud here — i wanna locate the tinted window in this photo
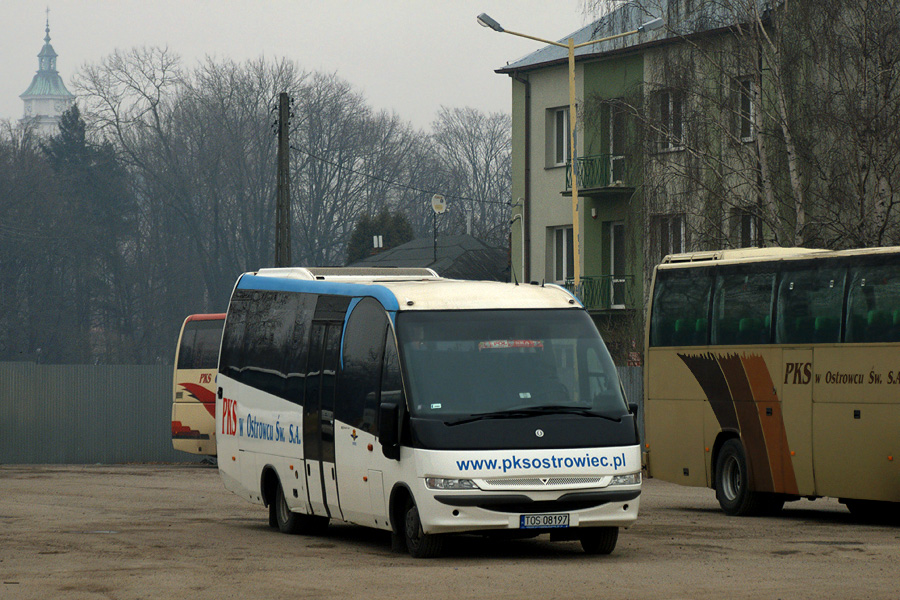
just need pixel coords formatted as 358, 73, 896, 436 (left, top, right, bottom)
339, 298, 389, 434
283, 293, 317, 406
649, 268, 713, 347
712, 269, 775, 345
242, 292, 283, 395
379, 330, 404, 438
396, 309, 625, 420
219, 291, 250, 379
178, 319, 223, 369
846, 264, 900, 343
226, 290, 304, 396
776, 265, 845, 344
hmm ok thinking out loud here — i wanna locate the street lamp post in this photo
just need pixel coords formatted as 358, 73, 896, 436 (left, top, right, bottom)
478, 13, 663, 287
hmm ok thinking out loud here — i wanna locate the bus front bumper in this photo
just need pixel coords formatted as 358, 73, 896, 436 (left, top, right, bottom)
416, 486, 641, 534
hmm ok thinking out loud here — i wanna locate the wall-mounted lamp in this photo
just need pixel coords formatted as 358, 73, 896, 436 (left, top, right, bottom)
591, 207, 597, 219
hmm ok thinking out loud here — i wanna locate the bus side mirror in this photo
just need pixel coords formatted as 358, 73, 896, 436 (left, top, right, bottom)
379, 402, 400, 460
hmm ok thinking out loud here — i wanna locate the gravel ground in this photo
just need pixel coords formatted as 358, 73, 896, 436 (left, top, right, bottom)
0, 464, 897, 599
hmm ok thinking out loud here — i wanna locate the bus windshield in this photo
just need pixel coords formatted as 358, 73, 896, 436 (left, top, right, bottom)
396, 309, 627, 421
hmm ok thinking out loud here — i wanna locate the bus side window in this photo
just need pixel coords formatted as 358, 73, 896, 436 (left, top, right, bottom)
242, 291, 281, 396
847, 264, 900, 343
220, 292, 250, 382
339, 298, 389, 434
177, 324, 197, 369
379, 330, 404, 438
775, 266, 845, 344
194, 321, 223, 370
649, 269, 712, 347
283, 294, 316, 406
712, 270, 775, 346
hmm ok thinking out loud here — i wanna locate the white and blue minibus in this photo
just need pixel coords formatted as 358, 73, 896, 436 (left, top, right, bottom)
216, 267, 641, 557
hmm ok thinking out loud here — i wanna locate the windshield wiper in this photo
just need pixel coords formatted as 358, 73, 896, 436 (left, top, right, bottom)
445, 405, 622, 426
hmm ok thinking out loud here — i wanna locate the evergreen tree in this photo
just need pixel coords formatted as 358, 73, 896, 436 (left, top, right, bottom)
38, 104, 137, 362
346, 208, 414, 264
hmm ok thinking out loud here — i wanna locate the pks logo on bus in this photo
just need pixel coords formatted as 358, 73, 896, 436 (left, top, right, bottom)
222, 397, 238, 436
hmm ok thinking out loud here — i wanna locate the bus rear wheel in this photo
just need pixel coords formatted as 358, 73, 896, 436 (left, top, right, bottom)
275, 484, 328, 535
715, 439, 769, 516
579, 527, 618, 555
404, 499, 443, 559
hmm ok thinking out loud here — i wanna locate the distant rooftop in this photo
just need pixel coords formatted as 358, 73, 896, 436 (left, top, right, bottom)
348, 234, 509, 282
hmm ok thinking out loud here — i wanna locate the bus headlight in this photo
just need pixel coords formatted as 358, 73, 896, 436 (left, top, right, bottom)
609, 473, 641, 486
425, 478, 478, 490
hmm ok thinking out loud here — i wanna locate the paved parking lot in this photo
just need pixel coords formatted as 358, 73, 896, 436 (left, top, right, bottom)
0, 464, 897, 599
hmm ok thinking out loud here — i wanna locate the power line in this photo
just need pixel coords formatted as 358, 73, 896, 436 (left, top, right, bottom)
288, 144, 509, 207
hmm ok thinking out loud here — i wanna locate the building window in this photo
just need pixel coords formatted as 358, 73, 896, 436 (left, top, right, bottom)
551, 107, 571, 166
651, 214, 685, 263
656, 90, 684, 151
551, 226, 574, 283
737, 78, 754, 142
732, 207, 757, 247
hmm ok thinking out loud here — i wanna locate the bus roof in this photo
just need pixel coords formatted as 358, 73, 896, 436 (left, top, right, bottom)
660, 247, 825, 265
241, 269, 579, 311
658, 245, 900, 269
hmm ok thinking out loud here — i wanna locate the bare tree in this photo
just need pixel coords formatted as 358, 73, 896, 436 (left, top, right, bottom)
429, 107, 512, 247
583, 0, 900, 251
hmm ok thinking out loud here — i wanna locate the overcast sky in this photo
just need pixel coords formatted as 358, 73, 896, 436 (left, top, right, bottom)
1, 1, 588, 131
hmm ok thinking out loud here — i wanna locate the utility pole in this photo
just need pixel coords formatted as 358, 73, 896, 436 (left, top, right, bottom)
275, 92, 291, 267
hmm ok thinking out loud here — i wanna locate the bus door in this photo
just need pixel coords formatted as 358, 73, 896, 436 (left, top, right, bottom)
303, 297, 348, 520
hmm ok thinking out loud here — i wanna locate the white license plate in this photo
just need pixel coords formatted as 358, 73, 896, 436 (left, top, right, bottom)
520, 513, 569, 529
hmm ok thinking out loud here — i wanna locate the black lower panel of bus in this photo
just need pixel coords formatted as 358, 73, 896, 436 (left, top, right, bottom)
433, 490, 640, 513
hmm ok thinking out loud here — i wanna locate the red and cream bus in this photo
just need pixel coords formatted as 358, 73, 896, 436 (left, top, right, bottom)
172, 313, 225, 456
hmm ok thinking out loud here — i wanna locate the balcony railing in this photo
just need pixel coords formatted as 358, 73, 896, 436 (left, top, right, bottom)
563, 275, 636, 311
565, 154, 634, 191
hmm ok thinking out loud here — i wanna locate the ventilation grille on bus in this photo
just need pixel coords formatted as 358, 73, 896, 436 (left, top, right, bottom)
480, 476, 605, 489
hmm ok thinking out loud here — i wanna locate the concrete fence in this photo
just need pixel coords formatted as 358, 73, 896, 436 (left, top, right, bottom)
0, 361, 644, 464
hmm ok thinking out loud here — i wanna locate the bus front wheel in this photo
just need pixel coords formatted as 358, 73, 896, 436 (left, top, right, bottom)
579, 526, 618, 555
404, 499, 443, 559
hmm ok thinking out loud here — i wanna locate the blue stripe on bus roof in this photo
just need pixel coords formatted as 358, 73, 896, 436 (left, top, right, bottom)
237, 274, 401, 311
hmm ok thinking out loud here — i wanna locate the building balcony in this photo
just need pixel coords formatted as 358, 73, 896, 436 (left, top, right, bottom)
563, 275, 636, 311
564, 154, 636, 197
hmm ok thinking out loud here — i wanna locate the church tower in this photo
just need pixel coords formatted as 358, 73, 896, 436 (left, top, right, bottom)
20, 11, 76, 135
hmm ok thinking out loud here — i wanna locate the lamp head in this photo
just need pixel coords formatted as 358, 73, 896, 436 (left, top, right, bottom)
637, 17, 664, 33
477, 13, 505, 32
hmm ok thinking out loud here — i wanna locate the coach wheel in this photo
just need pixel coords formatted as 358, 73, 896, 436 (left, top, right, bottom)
404, 499, 443, 559
579, 526, 618, 555
715, 438, 768, 516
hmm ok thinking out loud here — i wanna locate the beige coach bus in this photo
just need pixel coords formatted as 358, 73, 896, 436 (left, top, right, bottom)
644, 247, 900, 518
